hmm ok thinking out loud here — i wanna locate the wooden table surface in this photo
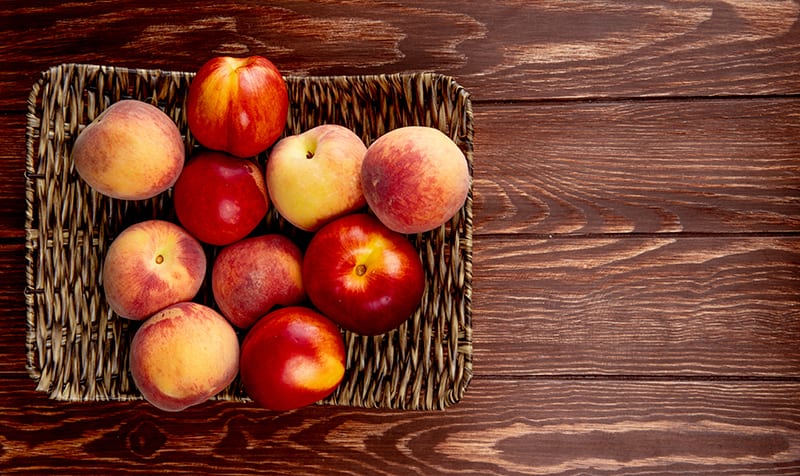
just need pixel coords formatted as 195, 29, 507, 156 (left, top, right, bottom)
2, 1, 799, 474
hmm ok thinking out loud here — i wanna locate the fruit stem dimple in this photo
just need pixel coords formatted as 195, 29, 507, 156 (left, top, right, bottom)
355, 264, 367, 276
155, 254, 164, 265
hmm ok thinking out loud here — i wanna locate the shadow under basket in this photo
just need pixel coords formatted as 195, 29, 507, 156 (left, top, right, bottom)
24, 63, 474, 410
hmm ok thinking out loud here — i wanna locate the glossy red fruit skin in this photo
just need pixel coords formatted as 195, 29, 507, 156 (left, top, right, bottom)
173, 150, 269, 246
239, 306, 346, 411
303, 213, 426, 336
187, 55, 288, 158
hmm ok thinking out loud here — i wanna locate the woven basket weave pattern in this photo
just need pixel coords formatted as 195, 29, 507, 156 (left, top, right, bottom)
25, 63, 473, 410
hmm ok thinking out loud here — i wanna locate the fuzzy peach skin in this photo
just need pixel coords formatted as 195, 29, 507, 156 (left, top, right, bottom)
239, 306, 345, 411
102, 220, 206, 320
130, 302, 240, 412
212, 234, 306, 329
72, 100, 185, 200
266, 124, 367, 231
361, 126, 470, 234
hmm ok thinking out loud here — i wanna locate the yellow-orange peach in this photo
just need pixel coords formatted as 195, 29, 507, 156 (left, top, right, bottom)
130, 302, 240, 412
361, 126, 469, 234
72, 100, 185, 200
102, 220, 206, 320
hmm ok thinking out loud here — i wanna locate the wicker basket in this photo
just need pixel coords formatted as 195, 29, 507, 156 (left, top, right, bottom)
24, 63, 473, 410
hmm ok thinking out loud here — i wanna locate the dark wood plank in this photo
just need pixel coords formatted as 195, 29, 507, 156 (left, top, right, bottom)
3, 98, 799, 240
0, 377, 798, 474
4, 236, 799, 378
0, 1, 798, 473
474, 236, 800, 377
0, 244, 28, 377
0, 117, 25, 239
473, 98, 800, 235
2, 0, 799, 110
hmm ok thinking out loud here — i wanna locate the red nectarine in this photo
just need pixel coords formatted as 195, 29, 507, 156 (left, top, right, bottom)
240, 306, 345, 411
303, 213, 425, 335
187, 55, 288, 158
173, 150, 269, 246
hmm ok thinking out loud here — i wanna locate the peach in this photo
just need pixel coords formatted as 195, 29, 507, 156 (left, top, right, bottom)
266, 124, 367, 231
102, 220, 206, 320
361, 126, 470, 234
72, 99, 185, 200
240, 306, 345, 411
212, 234, 305, 329
130, 302, 240, 412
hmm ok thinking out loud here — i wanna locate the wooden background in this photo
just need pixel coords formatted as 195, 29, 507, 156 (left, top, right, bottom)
1, 1, 799, 474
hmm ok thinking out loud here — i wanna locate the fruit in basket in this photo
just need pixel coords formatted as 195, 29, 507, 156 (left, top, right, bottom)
266, 124, 368, 231
102, 220, 206, 320
130, 302, 240, 412
303, 213, 425, 335
173, 150, 269, 246
187, 55, 289, 158
361, 126, 469, 234
72, 99, 185, 200
239, 306, 345, 411
212, 234, 306, 329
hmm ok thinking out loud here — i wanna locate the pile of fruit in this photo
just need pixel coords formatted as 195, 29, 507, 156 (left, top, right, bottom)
72, 56, 470, 412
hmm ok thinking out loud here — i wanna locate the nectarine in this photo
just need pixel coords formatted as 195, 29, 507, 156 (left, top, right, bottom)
173, 150, 269, 246
303, 213, 425, 336
239, 306, 345, 411
187, 56, 288, 158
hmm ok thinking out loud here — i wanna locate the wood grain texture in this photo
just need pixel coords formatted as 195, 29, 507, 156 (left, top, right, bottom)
2, 1, 800, 472
473, 98, 800, 235
2, 0, 799, 109
474, 236, 800, 377
0, 377, 799, 475
0, 119, 25, 238
0, 244, 27, 377
3, 236, 799, 378
2, 98, 798, 240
